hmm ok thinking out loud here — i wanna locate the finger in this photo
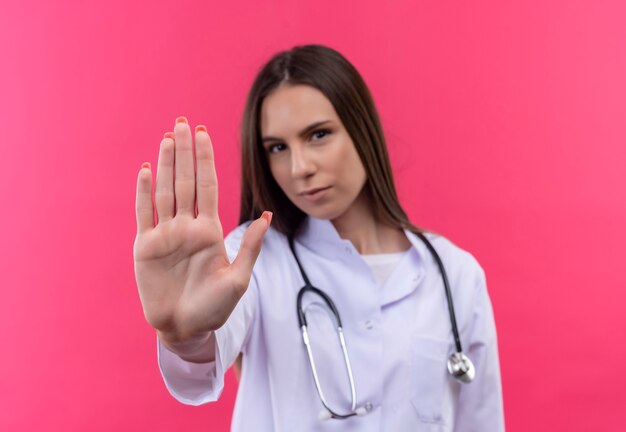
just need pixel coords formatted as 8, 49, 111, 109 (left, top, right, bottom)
194, 125, 219, 219
136, 162, 155, 233
173, 116, 196, 217
155, 132, 175, 223
231, 212, 273, 280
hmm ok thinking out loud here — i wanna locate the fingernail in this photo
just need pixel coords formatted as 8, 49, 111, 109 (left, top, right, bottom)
195, 125, 207, 133
142, 162, 151, 170
163, 132, 174, 139
176, 116, 188, 124
261, 211, 273, 226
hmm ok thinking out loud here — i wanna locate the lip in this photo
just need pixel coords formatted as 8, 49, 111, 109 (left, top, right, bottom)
300, 186, 331, 201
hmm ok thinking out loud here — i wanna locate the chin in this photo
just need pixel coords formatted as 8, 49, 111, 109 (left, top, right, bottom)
300, 204, 347, 221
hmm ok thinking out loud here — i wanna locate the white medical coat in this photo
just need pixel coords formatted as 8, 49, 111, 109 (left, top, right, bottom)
157, 215, 505, 431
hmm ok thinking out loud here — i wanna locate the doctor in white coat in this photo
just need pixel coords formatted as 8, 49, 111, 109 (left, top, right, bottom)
134, 44, 505, 431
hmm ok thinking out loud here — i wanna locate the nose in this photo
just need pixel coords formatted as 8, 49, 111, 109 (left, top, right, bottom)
290, 146, 316, 179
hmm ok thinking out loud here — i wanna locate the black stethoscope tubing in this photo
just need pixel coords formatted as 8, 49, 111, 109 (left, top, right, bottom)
287, 229, 475, 420
288, 230, 464, 352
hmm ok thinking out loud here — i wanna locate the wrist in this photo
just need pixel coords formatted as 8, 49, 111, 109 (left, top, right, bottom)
158, 330, 215, 363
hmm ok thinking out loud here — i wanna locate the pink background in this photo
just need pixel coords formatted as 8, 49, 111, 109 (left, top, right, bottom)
1, 0, 625, 430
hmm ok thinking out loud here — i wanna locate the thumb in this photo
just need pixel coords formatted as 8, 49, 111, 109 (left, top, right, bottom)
231, 211, 273, 279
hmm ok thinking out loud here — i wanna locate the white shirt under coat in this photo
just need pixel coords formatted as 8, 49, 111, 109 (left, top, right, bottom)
156, 215, 505, 431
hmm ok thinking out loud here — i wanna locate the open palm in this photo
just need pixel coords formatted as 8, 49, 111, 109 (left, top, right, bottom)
133, 117, 271, 344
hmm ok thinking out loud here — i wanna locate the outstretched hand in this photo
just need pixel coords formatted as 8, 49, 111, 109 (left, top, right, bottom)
133, 116, 272, 344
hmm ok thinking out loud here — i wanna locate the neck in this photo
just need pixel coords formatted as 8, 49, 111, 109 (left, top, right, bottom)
330, 188, 411, 255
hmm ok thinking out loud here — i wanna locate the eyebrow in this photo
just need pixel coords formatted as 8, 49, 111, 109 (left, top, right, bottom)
261, 120, 333, 144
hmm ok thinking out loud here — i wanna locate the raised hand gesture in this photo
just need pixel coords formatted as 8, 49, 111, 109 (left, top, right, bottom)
133, 117, 271, 353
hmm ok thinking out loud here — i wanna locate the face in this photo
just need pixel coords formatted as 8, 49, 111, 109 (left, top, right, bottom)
260, 84, 367, 220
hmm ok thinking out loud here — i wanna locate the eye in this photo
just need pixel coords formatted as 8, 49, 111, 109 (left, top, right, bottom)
310, 128, 331, 140
267, 143, 287, 154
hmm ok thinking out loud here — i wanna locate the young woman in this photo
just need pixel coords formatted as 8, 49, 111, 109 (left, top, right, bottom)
134, 44, 504, 431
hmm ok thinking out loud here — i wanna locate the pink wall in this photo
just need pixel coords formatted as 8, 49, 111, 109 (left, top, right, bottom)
1, 0, 625, 430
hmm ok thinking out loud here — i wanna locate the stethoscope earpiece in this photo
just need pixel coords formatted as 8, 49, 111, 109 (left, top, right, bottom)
447, 351, 476, 383
318, 410, 332, 421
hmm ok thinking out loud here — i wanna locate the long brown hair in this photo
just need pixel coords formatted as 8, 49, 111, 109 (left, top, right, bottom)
238, 44, 427, 237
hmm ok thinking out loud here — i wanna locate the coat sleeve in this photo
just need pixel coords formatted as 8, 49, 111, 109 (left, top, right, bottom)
156, 222, 259, 405
453, 262, 506, 431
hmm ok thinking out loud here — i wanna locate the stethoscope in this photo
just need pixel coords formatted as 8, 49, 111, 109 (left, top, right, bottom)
287, 230, 476, 421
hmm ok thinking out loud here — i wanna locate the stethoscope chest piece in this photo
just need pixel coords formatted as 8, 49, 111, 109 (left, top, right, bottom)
447, 352, 476, 383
